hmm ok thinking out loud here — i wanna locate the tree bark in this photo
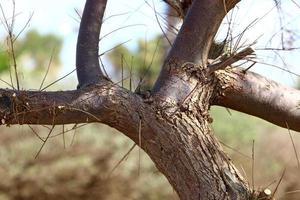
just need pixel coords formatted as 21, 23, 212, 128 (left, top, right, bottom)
76, 0, 107, 88
0, 80, 251, 199
212, 67, 300, 132
0, 0, 299, 199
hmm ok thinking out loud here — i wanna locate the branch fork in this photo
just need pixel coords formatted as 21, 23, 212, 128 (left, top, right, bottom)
0, 0, 300, 199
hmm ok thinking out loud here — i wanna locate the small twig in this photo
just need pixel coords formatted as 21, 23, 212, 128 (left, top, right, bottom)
121, 54, 124, 88
290, 0, 300, 9
74, 8, 82, 20
129, 56, 133, 91
107, 143, 136, 178
39, 47, 56, 90
151, 0, 172, 46
40, 69, 76, 91
251, 140, 255, 192
219, 141, 251, 159
70, 107, 102, 122
270, 168, 286, 199
286, 121, 300, 168
136, 36, 161, 90
138, 115, 142, 176
13, 12, 34, 42
207, 47, 254, 74
0, 1, 20, 90
99, 39, 131, 56
70, 124, 78, 146
242, 61, 256, 73
99, 58, 109, 79
28, 125, 44, 142
49, 123, 87, 138
62, 124, 66, 149
102, 11, 130, 23
99, 24, 145, 41
35, 124, 55, 159
245, 58, 300, 77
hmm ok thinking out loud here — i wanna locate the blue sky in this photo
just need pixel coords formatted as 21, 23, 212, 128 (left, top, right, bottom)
1, 0, 300, 87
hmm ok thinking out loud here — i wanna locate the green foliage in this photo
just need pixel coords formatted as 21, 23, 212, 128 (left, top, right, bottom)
14, 30, 62, 72
0, 46, 9, 73
107, 35, 164, 90
0, 30, 62, 74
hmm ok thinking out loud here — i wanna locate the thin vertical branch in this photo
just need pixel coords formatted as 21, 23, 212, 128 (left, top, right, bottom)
163, 0, 239, 67
153, 0, 240, 98
0, 2, 19, 90
251, 140, 255, 191
121, 54, 124, 88
70, 124, 78, 146
39, 47, 56, 90
286, 122, 300, 168
76, 0, 108, 88
138, 116, 142, 176
62, 124, 66, 149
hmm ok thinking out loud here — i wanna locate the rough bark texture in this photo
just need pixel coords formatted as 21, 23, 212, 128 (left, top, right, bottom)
212, 68, 300, 132
153, 0, 240, 106
0, 0, 298, 199
0, 78, 251, 200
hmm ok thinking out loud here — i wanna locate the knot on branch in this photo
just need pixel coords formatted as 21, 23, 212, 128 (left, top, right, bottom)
154, 62, 216, 122
181, 62, 208, 82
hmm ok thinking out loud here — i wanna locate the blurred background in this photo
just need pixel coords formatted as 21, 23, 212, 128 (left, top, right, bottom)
0, 0, 300, 199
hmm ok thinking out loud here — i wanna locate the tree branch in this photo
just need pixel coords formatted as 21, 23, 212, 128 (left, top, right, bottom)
76, 0, 107, 88
213, 68, 300, 132
0, 81, 154, 146
163, 0, 240, 67
0, 82, 141, 130
153, 0, 240, 103
0, 81, 252, 199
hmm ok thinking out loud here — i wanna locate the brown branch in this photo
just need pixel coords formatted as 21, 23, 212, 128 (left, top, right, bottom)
165, 0, 227, 66
0, 81, 155, 148
213, 68, 300, 132
207, 47, 254, 74
76, 0, 107, 88
153, 0, 240, 104
163, 0, 239, 19
0, 82, 139, 129
162, 0, 240, 67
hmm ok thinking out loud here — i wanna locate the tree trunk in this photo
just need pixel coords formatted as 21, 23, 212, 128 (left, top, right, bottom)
139, 75, 250, 199
0, 0, 299, 199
